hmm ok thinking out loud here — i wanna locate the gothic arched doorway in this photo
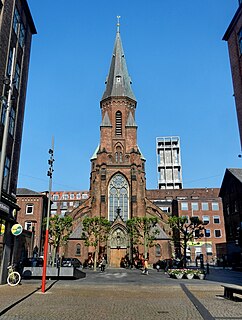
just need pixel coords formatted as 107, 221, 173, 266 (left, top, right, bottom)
108, 226, 129, 267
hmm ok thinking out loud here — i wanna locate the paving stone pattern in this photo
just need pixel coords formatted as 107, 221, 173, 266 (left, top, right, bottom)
0, 268, 241, 320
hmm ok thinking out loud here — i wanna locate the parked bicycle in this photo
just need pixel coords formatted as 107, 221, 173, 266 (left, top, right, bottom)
7, 265, 21, 286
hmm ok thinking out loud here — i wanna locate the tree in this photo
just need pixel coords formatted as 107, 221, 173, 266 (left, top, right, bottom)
168, 216, 204, 268
82, 216, 111, 271
45, 215, 73, 267
127, 216, 159, 259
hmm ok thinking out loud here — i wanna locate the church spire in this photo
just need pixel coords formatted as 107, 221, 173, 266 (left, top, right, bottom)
102, 18, 136, 101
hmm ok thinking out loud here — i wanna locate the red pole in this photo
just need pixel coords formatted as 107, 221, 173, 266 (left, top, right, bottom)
41, 138, 54, 293
41, 229, 49, 293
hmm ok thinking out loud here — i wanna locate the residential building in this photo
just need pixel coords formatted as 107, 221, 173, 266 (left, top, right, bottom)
219, 168, 242, 268
147, 188, 226, 264
156, 136, 182, 189
50, 191, 89, 217
16, 188, 48, 258
223, 2, 242, 149
0, 0, 36, 283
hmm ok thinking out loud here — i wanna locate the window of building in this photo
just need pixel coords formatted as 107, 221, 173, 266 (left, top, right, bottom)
214, 229, 221, 238
155, 244, 161, 257
82, 193, 88, 199
202, 202, 209, 211
62, 194, 69, 200
213, 216, 220, 224
76, 244, 81, 256
3, 156, 10, 191
26, 204, 34, 215
1, 100, 7, 125
191, 202, 198, 211
76, 193, 81, 199
212, 202, 219, 211
205, 229, 211, 237
115, 111, 122, 135
60, 210, 66, 217
70, 194, 74, 200
202, 216, 210, 224
13, 7, 20, 34
109, 173, 129, 221
238, 27, 242, 54
53, 194, 59, 201
19, 23, 25, 47
51, 202, 57, 209
14, 63, 20, 90
25, 221, 33, 231
9, 108, 16, 136
7, 49, 13, 76
181, 202, 188, 210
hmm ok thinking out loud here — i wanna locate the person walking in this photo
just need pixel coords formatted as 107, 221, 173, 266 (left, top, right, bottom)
142, 259, 149, 275
100, 257, 106, 272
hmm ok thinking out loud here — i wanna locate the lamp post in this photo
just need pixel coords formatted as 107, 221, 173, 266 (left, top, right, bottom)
41, 138, 54, 293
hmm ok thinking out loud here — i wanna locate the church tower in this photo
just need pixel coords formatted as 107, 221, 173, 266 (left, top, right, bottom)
69, 21, 171, 267
90, 21, 146, 223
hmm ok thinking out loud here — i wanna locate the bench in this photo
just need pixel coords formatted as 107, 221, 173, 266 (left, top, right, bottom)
222, 285, 242, 300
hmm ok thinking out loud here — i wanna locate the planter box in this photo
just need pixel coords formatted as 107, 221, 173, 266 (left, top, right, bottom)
22, 267, 86, 279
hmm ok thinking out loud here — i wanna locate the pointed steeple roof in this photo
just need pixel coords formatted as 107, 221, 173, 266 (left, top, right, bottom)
101, 111, 112, 127
102, 22, 136, 101
126, 111, 137, 127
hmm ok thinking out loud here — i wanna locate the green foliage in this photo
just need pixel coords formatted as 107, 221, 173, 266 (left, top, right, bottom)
168, 216, 204, 267
44, 215, 73, 249
82, 216, 111, 271
82, 216, 111, 248
127, 216, 159, 258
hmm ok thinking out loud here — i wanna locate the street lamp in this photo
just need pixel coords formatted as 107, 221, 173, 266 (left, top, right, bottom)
41, 138, 54, 293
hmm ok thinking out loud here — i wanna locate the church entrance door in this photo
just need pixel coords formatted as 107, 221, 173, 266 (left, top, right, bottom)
109, 248, 126, 268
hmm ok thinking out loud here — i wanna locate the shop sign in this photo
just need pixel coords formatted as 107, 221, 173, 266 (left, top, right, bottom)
0, 202, 9, 214
11, 224, 23, 236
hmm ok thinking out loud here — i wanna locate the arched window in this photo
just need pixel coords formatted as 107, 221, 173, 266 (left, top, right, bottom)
108, 174, 129, 221
155, 244, 161, 257
115, 111, 122, 136
76, 243, 81, 256
115, 146, 123, 163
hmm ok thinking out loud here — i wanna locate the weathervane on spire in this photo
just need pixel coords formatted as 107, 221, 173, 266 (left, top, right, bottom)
117, 15, 121, 33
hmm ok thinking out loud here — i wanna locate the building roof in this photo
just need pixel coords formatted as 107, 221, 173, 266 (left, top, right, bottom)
101, 27, 136, 101
17, 188, 43, 196
223, 4, 242, 40
227, 168, 242, 183
146, 188, 221, 200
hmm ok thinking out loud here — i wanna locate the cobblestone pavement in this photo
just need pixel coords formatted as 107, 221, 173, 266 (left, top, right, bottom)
0, 268, 241, 320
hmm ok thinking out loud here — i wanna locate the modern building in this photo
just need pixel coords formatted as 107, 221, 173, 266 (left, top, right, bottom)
66, 24, 171, 267
223, 2, 242, 149
16, 188, 48, 258
147, 188, 226, 264
0, 0, 36, 283
156, 136, 182, 189
219, 168, 242, 268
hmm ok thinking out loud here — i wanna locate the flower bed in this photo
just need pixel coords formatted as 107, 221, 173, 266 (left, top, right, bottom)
167, 268, 205, 279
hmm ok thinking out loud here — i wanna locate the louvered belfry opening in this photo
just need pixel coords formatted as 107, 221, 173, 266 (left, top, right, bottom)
115, 111, 122, 135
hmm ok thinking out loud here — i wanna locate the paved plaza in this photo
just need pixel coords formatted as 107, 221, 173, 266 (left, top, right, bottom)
0, 268, 242, 320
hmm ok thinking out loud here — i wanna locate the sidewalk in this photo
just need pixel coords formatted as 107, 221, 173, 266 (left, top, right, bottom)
0, 269, 241, 320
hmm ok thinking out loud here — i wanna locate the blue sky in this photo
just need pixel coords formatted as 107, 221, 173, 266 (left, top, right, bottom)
18, 0, 241, 192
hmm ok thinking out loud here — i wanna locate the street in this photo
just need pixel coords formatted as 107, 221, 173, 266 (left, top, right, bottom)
0, 267, 242, 320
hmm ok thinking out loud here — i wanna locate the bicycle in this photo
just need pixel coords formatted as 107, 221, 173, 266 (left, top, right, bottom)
7, 265, 21, 286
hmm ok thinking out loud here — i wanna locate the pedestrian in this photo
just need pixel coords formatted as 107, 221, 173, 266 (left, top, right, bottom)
100, 257, 106, 272
142, 258, 149, 275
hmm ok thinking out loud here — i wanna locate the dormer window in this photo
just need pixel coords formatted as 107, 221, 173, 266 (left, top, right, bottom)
116, 75, 121, 83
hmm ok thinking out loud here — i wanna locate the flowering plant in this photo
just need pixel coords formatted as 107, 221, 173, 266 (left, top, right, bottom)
167, 269, 185, 276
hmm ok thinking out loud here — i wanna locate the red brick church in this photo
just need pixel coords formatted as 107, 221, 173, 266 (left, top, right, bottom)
66, 23, 172, 267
